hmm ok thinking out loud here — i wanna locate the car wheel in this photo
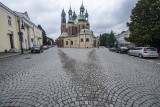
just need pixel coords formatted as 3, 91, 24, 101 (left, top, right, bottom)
139, 53, 143, 58
128, 52, 130, 55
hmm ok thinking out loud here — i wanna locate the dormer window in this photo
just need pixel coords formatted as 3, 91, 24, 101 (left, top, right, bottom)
7, 16, 12, 26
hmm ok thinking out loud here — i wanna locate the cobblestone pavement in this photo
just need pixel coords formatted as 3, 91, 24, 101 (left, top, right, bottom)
0, 47, 160, 107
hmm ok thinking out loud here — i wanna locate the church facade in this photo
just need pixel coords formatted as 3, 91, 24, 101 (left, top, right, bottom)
57, 3, 98, 48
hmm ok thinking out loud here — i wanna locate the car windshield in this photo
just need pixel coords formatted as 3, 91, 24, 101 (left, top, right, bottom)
146, 48, 157, 51
136, 48, 143, 50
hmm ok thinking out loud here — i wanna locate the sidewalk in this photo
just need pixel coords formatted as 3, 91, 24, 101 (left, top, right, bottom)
0, 50, 30, 60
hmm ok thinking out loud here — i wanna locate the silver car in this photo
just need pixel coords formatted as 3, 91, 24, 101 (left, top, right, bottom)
128, 47, 159, 58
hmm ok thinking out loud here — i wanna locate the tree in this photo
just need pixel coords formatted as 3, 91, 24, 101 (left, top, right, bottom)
108, 31, 116, 47
127, 0, 160, 50
38, 25, 47, 45
99, 31, 116, 47
100, 34, 107, 46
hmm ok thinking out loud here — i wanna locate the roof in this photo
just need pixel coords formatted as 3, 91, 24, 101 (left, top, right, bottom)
79, 29, 93, 35
78, 16, 86, 21
68, 19, 74, 24
60, 32, 68, 37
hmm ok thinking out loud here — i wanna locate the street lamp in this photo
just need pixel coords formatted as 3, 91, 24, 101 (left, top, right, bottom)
18, 23, 25, 54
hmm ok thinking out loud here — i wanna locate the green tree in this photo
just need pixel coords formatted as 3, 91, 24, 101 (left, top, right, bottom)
108, 31, 116, 47
127, 0, 160, 50
99, 31, 116, 47
38, 25, 47, 45
100, 34, 107, 46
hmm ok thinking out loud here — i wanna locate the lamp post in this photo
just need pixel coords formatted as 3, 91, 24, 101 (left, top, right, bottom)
18, 23, 25, 54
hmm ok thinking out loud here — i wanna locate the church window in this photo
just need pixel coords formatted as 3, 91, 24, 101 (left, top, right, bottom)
66, 41, 68, 45
71, 41, 73, 45
86, 38, 89, 42
81, 38, 83, 42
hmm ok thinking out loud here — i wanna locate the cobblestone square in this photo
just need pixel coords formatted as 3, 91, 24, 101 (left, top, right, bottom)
0, 47, 160, 107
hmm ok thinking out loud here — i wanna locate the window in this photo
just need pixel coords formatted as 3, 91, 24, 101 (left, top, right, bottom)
86, 38, 89, 42
8, 16, 12, 26
146, 48, 157, 51
71, 41, 73, 45
81, 38, 83, 42
66, 41, 68, 45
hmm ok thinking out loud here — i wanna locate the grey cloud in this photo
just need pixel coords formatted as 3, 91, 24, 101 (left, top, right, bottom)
0, 0, 137, 39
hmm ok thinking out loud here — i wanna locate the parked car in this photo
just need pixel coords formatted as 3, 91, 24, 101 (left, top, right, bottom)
109, 47, 116, 52
128, 47, 159, 58
47, 45, 52, 48
31, 45, 43, 53
115, 47, 129, 54
43, 46, 48, 50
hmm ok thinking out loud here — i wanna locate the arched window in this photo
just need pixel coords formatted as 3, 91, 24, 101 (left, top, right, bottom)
86, 38, 89, 42
71, 41, 73, 45
81, 38, 83, 42
66, 41, 68, 45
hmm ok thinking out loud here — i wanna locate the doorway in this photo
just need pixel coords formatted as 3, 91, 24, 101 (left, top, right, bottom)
9, 34, 14, 48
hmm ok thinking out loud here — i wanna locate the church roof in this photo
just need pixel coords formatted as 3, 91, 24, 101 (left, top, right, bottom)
68, 19, 74, 24
79, 29, 93, 35
73, 15, 86, 24
60, 32, 68, 37
74, 16, 80, 24
78, 16, 86, 21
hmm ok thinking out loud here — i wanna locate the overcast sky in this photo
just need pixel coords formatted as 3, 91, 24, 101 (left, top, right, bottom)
1, 0, 137, 40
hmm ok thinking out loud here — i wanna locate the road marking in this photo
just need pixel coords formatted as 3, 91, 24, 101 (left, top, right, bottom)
157, 63, 160, 65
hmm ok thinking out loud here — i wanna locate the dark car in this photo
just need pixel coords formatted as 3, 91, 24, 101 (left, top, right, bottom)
31, 45, 43, 53
115, 47, 129, 54
109, 47, 116, 52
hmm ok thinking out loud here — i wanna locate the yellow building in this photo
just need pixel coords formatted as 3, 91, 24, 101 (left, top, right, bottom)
57, 3, 98, 48
0, 2, 42, 53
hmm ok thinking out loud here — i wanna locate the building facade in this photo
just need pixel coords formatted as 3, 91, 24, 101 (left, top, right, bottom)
116, 30, 135, 48
57, 3, 98, 48
0, 2, 42, 53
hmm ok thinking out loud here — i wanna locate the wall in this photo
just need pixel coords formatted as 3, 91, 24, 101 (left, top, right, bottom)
33, 26, 43, 46
79, 34, 94, 48
0, 5, 19, 52
63, 37, 78, 48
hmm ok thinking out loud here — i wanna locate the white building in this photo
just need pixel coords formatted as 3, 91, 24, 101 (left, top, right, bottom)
0, 2, 42, 52
116, 30, 135, 48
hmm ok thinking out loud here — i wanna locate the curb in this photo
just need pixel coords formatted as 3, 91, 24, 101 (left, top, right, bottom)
0, 53, 21, 61
0, 52, 29, 61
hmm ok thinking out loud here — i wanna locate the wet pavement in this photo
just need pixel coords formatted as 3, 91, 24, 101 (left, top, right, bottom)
0, 47, 160, 107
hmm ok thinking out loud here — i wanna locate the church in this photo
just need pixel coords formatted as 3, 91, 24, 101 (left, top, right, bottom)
57, 3, 98, 48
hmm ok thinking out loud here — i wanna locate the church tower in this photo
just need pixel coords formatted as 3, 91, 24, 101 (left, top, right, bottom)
78, 2, 86, 33
61, 9, 66, 33
80, 2, 85, 17
85, 9, 90, 29
68, 6, 74, 35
